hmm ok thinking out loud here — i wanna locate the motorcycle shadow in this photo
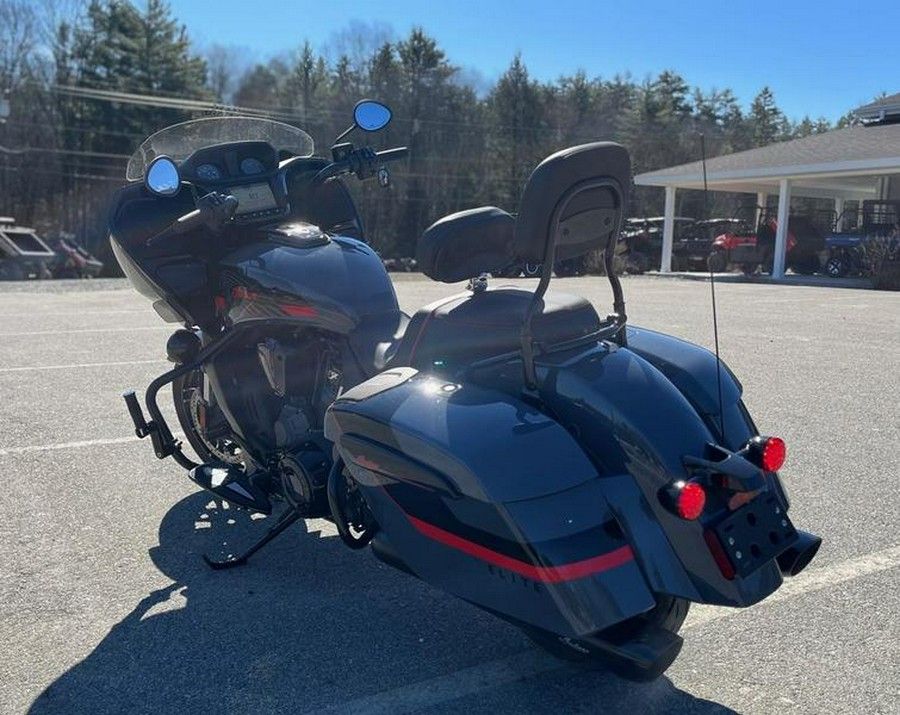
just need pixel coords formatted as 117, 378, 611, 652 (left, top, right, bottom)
29, 492, 737, 715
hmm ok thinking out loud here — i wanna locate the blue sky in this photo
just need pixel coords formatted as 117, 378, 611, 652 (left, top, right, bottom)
168, 0, 899, 123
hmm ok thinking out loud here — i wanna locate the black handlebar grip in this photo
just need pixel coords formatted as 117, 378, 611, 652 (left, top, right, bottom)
122, 389, 150, 435
375, 147, 409, 162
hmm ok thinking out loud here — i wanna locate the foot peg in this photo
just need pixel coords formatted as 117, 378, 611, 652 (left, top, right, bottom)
189, 463, 272, 514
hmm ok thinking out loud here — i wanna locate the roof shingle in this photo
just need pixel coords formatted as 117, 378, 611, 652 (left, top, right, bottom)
635, 123, 900, 183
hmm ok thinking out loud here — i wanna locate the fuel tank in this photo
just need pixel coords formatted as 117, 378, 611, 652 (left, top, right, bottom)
219, 224, 400, 332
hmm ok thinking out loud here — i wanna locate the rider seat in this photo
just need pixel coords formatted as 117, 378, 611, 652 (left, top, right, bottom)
388, 286, 600, 371
393, 143, 630, 373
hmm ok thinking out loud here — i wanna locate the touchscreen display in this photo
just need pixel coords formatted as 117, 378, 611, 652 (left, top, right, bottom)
229, 183, 277, 214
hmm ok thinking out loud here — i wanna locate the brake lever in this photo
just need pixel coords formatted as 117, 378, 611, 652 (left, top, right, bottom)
146, 192, 237, 247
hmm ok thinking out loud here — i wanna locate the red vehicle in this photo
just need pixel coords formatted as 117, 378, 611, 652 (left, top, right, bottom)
707, 217, 822, 275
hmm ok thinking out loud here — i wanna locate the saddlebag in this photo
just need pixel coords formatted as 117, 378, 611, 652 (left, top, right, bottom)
324, 367, 656, 638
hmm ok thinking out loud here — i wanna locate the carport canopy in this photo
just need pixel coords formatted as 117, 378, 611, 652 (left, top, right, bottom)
633, 119, 900, 277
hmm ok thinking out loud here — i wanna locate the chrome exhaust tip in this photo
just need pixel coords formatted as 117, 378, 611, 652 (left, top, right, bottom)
777, 530, 822, 577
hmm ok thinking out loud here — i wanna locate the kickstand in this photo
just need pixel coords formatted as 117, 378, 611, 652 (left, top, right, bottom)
203, 508, 302, 570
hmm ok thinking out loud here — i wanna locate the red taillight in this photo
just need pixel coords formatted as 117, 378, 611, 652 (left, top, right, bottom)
761, 437, 786, 472
675, 482, 706, 520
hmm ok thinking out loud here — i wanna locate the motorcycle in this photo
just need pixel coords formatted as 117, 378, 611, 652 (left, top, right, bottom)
111, 100, 821, 681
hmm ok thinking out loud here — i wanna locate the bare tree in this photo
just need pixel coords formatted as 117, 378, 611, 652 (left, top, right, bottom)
0, 0, 39, 91
323, 19, 395, 76
204, 43, 251, 103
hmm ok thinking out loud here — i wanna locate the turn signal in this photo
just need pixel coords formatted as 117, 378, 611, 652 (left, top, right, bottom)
761, 437, 786, 472
675, 482, 706, 520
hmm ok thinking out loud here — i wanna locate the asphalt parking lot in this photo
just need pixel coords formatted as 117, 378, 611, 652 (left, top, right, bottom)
1, 275, 898, 715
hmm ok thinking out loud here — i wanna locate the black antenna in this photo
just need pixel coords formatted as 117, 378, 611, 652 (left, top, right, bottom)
700, 134, 726, 438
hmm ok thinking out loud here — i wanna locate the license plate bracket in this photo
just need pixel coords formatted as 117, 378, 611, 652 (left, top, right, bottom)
713, 493, 797, 578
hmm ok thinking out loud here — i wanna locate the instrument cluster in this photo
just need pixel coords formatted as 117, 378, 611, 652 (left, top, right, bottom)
179, 141, 279, 185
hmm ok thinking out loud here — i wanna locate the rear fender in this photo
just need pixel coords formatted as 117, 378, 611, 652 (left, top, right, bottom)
625, 326, 756, 450
535, 342, 783, 607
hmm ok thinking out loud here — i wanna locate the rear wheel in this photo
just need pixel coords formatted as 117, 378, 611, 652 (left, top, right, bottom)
172, 368, 243, 465
521, 595, 690, 681
707, 251, 727, 273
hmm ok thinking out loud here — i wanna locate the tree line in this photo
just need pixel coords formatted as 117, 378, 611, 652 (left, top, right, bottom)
0, 0, 851, 270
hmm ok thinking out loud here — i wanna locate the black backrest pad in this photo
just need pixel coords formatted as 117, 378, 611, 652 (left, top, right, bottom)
514, 142, 631, 263
417, 206, 514, 283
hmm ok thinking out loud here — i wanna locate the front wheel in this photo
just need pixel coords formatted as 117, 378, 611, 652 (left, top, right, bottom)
172, 368, 243, 465
521, 595, 690, 681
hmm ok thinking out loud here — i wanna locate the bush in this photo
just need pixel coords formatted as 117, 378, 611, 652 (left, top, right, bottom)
861, 235, 900, 290
583, 246, 634, 276
875, 256, 900, 291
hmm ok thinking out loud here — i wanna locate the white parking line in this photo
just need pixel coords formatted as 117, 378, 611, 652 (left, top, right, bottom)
685, 542, 900, 629
0, 309, 147, 318
0, 433, 186, 456
0, 359, 165, 373
309, 544, 900, 715
0, 326, 169, 337
0, 437, 139, 456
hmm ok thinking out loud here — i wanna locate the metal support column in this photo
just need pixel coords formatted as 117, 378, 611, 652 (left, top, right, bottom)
772, 178, 792, 279
661, 185, 676, 272
756, 192, 767, 227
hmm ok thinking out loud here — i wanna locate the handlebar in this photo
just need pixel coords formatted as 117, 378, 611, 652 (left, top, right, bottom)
375, 147, 409, 163
313, 145, 409, 184
146, 191, 238, 247
145, 146, 408, 246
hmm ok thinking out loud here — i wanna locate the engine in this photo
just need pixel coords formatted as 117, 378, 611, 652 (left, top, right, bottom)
205, 327, 343, 516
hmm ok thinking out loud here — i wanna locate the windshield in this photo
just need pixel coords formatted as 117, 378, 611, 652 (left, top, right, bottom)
126, 117, 315, 181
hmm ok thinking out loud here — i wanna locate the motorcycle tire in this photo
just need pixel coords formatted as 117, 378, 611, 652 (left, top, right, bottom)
520, 595, 689, 681
523, 263, 542, 278
172, 368, 244, 465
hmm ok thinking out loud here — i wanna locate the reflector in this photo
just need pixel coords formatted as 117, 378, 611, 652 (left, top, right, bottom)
762, 437, 786, 472
676, 482, 706, 520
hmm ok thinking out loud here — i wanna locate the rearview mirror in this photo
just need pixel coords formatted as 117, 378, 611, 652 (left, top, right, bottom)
353, 100, 392, 132
145, 156, 180, 197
